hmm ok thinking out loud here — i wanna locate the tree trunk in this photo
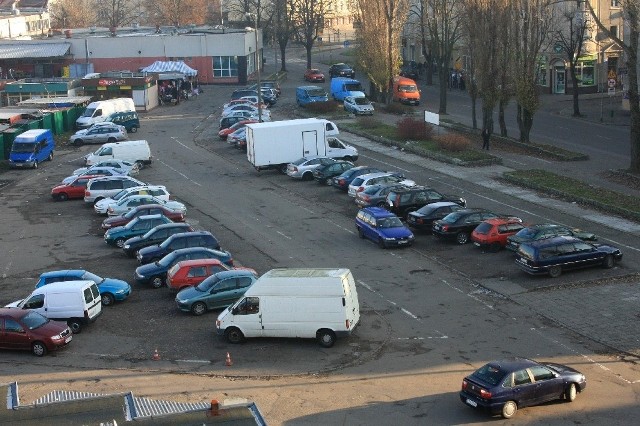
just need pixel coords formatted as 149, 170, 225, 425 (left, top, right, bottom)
470, 90, 477, 130
517, 104, 533, 143
499, 99, 507, 137
627, 15, 640, 173
569, 63, 581, 117
305, 45, 312, 69
279, 43, 287, 72
438, 63, 448, 114
425, 53, 433, 86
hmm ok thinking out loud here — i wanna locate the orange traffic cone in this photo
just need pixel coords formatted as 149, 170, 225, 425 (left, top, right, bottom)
152, 348, 160, 361
225, 352, 233, 367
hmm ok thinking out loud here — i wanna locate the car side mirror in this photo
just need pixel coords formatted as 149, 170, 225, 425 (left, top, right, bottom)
231, 307, 239, 315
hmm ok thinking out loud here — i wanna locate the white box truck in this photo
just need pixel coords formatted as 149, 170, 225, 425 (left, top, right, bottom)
76, 98, 135, 129
216, 268, 360, 347
246, 118, 358, 172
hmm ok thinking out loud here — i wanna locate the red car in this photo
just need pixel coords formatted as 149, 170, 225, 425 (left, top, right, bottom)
0, 308, 72, 356
51, 175, 102, 201
304, 68, 325, 83
218, 119, 257, 140
471, 218, 526, 252
166, 258, 256, 292
101, 203, 185, 230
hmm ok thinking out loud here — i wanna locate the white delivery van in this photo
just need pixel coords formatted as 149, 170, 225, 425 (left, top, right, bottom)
216, 268, 360, 347
76, 98, 135, 129
85, 140, 151, 167
5, 280, 102, 333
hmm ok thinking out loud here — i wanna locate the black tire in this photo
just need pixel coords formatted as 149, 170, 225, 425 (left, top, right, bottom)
279, 164, 288, 174
115, 238, 125, 248
378, 238, 386, 249
130, 126, 138, 133
357, 227, 364, 239
68, 319, 82, 334
565, 383, 577, 402
191, 302, 207, 316
48, 151, 53, 161
225, 327, 245, 343
32, 341, 47, 357
302, 172, 313, 181
603, 254, 614, 269
135, 161, 145, 170
107, 137, 116, 143
317, 329, 336, 348
501, 400, 517, 419
456, 232, 469, 244
343, 156, 354, 162
549, 265, 562, 278
376, 201, 387, 208
94, 197, 104, 203
57, 193, 68, 202
151, 275, 164, 289
489, 242, 501, 253
101, 293, 115, 306
74, 139, 84, 146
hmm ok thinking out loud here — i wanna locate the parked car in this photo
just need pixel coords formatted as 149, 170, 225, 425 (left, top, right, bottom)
230, 89, 259, 101
506, 224, 598, 253
0, 308, 72, 356
69, 122, 127, 146
122, 222, 195, 257
348, 172, 414, 197
73, 159, 139, 177
355, 184, 408, 208
219, 115, 249, 130
332, 166, 383, 191
136, 231, 221, 265
516, 236, 622, 278
101, 204, 185, 230
104, 214, 173, 248
134, 247, 234, 288
222, 104, 271, 120
222, 99, 267, 111
406, 201, 465, 232
286, 156, 337, 180
385, 186, 467, 219
471, 218, 526, 252
329, 63, 356, 78
227, 127, 247, 149
94, 185, 170, 214
460, 357, 586, 419
221, 110, 265, 122
304, 68, 325, 83
175, 270, 258, 316
433, 209, 520, 245
84, 176, 146, 203
167, 258, 256, 293
258, 80, 281, 96
51, 174, 102, 201
61, 167, 126, 185
312, 160, 355, 185
107, 195, 186, 217
218, 119, 257, 140
355, 207, 414, 248
35, 270, 131, 306
343, 96, 374, 115
399, 62, 420, 81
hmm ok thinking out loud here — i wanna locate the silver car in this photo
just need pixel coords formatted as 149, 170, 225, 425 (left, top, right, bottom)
286, 156, 337, 180
72, 160, 139, 177
61, 167, 127, 185
70, 123, 127, 146
344, 96, 374, 115
107, 195, 186, 217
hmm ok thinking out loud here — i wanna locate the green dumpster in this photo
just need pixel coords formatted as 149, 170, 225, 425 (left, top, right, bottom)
52, 111, 64, 135
0, 134, 4, 160
2, 127, 23, 160
61, 109, 75, 131
40, 113, 53, 132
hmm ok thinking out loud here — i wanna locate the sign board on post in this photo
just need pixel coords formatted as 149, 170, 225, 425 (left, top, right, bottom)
608, 87, 616, 96
608, 78, 616, 88
424, 110, 439, 126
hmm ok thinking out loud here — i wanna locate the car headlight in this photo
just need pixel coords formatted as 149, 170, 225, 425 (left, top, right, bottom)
51, 334, 63, 340
124, 244, 130, 249
116, 289, 125, 294
384, 237, 395, 241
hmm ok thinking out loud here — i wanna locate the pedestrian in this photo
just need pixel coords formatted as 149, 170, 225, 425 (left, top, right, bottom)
481, 128, 491, 150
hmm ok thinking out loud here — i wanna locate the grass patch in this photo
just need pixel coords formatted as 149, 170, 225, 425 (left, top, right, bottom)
350, 119, 398, 140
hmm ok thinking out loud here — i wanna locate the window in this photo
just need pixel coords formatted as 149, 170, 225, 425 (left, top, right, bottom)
238, 277, 254, 288
610, 26, 618, 38
530, 365, 555, 381
215, 278, 236, 292
236, 297, 260, 315
187, 266, 207, 278
611, 0, 620, 7
5, 318, 24, 333
514, 369, 532, 386
577, 59, 595, 86
213, 56, 238, 77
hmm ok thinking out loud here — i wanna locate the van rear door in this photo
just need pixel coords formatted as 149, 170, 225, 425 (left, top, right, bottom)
84, 284, 102, 321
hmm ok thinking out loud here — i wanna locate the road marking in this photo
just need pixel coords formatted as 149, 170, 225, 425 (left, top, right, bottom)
359, 154, 412, 173
176, 359, 211, 363
276, 230, 292, 239
156, 159, 202, 186
440, 279, 496, 310
171, 136, 195, 151
401, 307, 419, 319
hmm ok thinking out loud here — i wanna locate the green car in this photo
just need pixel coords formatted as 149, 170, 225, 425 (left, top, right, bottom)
104, 214, 172, 248
175, 270, 257, 316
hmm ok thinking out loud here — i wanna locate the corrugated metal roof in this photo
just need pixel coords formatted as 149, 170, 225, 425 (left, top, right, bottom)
0, 43, 71, 59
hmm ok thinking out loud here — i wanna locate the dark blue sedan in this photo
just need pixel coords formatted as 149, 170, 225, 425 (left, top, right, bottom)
460, 357, 586, 419
35, 270, 131, 306
355, 207, 414, 248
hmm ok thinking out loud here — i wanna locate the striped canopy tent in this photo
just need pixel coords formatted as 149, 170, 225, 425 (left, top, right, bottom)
140, 61, 197, 76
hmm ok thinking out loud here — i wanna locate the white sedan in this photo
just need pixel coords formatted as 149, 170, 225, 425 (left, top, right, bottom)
72, 160, 139, 177
94, 185, 170, 214
107, 195, 186, 217
61, 167, 127, 185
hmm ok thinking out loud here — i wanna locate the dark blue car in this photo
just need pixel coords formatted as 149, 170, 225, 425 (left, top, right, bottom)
134, 247, 234, 288
136, 231, 221, 265
516, 236, 622, 278
331, 166, 382, 191
355, 207, 414, 248
35, 270, 131, 306
460, 357, 586, 419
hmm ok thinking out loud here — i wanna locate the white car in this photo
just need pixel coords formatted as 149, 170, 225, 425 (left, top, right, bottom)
344, 96, 374, 115
222, 98, 268, 110
72, 160, 139, 177
222, 110, 271, 122
61, 167, 127, 185
84, 176, 146, 203
107, 195, 186, 217
69, 123, 127, 146
221, 105, 271, 119
286, 156, 337, 180
94, 185, 170, 215
347, 172, 415, 197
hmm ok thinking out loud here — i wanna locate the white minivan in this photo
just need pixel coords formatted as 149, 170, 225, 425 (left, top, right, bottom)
216, 268, 360, 347
84, 176, 146, 203
6, 280, 102, 333
85, 140, 151, 167
93, 185, 170, 214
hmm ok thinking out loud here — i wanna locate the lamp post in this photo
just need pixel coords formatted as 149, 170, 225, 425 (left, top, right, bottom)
246, 13, 262, 122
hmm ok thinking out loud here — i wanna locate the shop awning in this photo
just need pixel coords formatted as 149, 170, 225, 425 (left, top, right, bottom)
0, 43, 71, 59
140, 61, 198, 76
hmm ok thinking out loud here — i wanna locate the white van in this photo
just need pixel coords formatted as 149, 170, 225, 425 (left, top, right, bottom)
6, 280, 102, 333
216, 268, 360, 347
85, 140, 151, 167
76, 98, 135, 129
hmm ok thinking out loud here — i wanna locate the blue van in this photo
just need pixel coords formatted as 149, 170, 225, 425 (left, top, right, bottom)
105, 111, 140, 133
296, 85, 329, 106
330, 78, 365, 101
9, 129, 55, 169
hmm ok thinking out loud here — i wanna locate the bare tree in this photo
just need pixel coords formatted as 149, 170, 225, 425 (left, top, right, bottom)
410, 2, 434, 85
144, 0, 210, 26
273, 0, 297, 72
93, 0, 145, 28
50, 0, 96, 28
292, 0, 327, 69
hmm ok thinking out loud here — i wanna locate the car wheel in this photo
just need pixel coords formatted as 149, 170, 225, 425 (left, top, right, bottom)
151, 275, 164, 289
549, 265, 562, 278
404, 208, 416, 220
32, 341, 47, 357
135, 161, 145, 170
68, 319, 82, 334
317, 329, 336, 348
74, 139, 84, 146
48, 151, 53, 161
565, 383, 577, 402
489, 242, 501, 253
130, 126, 138, 133
115, 238, 126, 248
357, 227, 364, 239
101, 293, 115, 306
191, 302, 207, 316
107, 137, 116, 143
378, 238, 386, 249
279, 164, 288, 174
456, 232, 469, 244
325, 177, 333, 186
501, 401, 517, 419
343, 156, 354, 162
302, 172, 313, 181
603, 254, 615, 269
225, 327, 245, 343
57, 193, 68, 201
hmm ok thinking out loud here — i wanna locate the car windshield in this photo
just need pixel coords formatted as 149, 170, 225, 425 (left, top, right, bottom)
81, 107, 96, 117
472, 364, 509, 386
363, 185, 382, 195
441, 211, 466, 224
125, 218, 141, 229
515, 227, 539, 239
345, 83, 363, 91
308, 88, 326, 97
399, 84, 418, 93
475, 223, 493, 234
292, 157, 309, 166
112, 189, 128, 200
378, 217, 404, 228
81, 271, 103, 283
354, 98, 369, 105
309, 69, 320, 73
196, 275, 220, 292
351, 178, 365, 186
417, 204, 442, 215
22, 311, 49, 329
11, 143, 35, 153
158, 253, 178, 267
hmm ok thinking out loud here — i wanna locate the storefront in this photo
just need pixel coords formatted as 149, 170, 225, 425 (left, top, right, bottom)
80, 73, 158, 111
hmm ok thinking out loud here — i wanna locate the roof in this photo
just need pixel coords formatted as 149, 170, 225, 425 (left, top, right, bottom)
141, 61, 198, 76
0, 0, 48, 8
0, 43, 71, 59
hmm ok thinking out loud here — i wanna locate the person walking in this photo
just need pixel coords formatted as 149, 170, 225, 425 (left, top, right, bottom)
481, 128, 491, 150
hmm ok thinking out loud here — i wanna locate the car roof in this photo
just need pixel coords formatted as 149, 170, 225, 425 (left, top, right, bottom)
482, 217, 523, 225
423, 201, 458, 208
0, 307, 30, 319
524, 235, 583, 248
210, 269, 256, 279
361, 207, 398, 218
482, 357, 540, 372
174, 258, 223, 268
170, 230, 212, 239
356, 172, 397, 181
40, 269, 86, 278
154, 222, 190, 229
136, 214, 164, 220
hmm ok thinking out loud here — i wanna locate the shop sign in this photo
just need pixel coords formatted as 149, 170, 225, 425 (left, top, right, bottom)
98, 79, 126, 86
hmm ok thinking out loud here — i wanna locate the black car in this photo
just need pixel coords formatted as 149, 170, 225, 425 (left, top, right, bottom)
122, 222, 194, 257
134, 247, 234, 288
516, 235, 622, 278
400, 63, 419, 80
406, 201, 465, 232
313, 161, 354, 185
329, 63, 355, 79
136, 231, 221, 264
460, 357, 586, 419
219, 115, 247, 130
230, 89, 259, 100
506, 224, 597, 253
332, 166, 382, 191
385, 186, 466, 219
433, 208, 517, 244
354, 184, 407, 208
